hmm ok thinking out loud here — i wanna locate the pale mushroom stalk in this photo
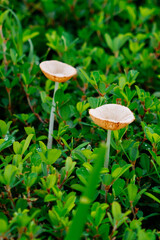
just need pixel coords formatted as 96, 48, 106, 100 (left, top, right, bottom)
40, 60, 77, 149
105, 129, 111, 168
47, 81, 59, 149
101, 129, 112, 197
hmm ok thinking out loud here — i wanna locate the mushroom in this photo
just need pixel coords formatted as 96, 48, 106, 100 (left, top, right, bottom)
40, 60, 77, 149
89, 103, 135, 168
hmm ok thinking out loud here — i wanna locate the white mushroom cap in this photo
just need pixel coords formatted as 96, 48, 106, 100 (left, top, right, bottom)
89, 104, 135, 130
40, 60, 77, 82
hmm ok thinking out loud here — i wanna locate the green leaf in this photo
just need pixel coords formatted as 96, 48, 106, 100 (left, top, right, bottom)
46, 149, 61, 165
88, 97, 99, 109
39, 141, 47, 154
23, 152, 32, 162
129, 142, 139, 161
74, 142, 90, 150
79, 68, 91, 84
83, 162, 93, 173
55, 89, 65, 105
76, 101, 90, 114
61, 137, 71, 151
128, 184, 138, 203
60, 105, 72, 120
114, 86, 128, 102
13, 141, 22, 154
4, 164, 17, 187
144, 127, 154, 143
144, 192, 160, 204
129, 41, 145, 54
99, 82, 106, 94
112, 164, 132, 179
8, 8, 23, 56
10, 48, 17, 64
48, 208, 60, 226
155, 156, 160, 166
0, 135, 15, 152
24, 127, 35, 136
41, 174, 56, 190
123, 229, 137, 240
139, 7, 155, 22
76, 168, 89, 186
126, 6, 136, 23
44, 194, 57, 202
0, 9, 9, 25
72, 150, 87, 162
71, 184, 85, 192
31, 153, 41, 166
113, 178, 125, 196
135, 85, 142, 99
102, 174, 112, 186
88, 97, 106, 109
21, 134, 34, 155
99, 223, 110, 239
76, 102, 83, 113
140, 154, 150, 172
112, 34, 131, 52
145, 97, 153, 109
0, 120, 8, 137
126, 70, 139, 84
25, 173, 37, 188
16, 199, 28, 211
119, 76, 126, 90
95, 207, 106, 227
152, 133, 160, 144
38, 152, 47, 163
90, 71, 101, 85
65, 157, 76, 177
64, 193, 76, 213
0, 219, 8, 233
23, 30, 39, 42
105, 33, 113, 51
112, 202, 122, 221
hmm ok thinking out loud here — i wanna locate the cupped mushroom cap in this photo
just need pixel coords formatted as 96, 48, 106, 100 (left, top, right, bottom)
89, 104, 135, 130
40, 60, 77, 83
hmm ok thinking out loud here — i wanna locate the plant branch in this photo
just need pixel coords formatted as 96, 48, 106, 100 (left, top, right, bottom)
26, 93, 45, 124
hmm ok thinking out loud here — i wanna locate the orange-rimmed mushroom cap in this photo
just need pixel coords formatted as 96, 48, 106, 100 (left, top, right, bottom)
89, 104, 135, 130
40, 60, 77, 83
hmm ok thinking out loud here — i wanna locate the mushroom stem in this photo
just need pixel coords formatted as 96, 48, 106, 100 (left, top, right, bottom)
100, 130, 112, 200
47, 81, 59, 149
104, 130, 112, 168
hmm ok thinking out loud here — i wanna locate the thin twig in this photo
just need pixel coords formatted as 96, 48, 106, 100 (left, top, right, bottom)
6, 88, 12, 115
20, 80, 46, 124
26, 92, 45, 124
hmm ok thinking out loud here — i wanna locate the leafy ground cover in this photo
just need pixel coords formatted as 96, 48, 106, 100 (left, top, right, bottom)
0, 0, 160, 239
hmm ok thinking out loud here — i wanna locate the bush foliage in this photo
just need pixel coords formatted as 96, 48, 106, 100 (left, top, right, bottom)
0, 0, 160, 239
